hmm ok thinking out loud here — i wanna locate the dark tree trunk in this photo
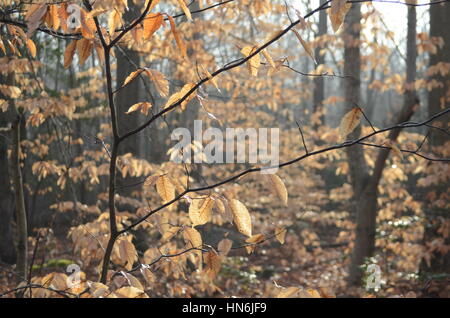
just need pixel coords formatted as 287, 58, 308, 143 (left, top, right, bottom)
313, 0, 328, 126
0, 110, 16, 265
420, 1, 450, 277
12, 113, 28, 282
348, 4, 417, 285
428, 2, 450, 147
115, 3, 143, 157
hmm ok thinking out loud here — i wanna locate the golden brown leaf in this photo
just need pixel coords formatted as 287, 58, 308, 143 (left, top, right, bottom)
143, 13, 164, 40
76, 38, 93, 66
64, 40, 77, 69
330, 0, 351, 33
275, 227, 287, 244
125, 102, 152, 116
277, 287, 300, 298
144, 69, 169, 97
241, 46, 261, 77
176, 0, 193, 21
26, 4, 48, 37
291, 29, 316, 64
183, 227, 202, 248
122, 69, 145, 88
168, 15, 188, 60
265, 174, 288, 206
218, 239, 233, 257
156, 175, 175, 203
229, 199, 252, 237
245, 234, 265, 254
26, 38, 37, 58
204, 250, 221, 280
189, 197, 214, 227
339, 107, 362, 139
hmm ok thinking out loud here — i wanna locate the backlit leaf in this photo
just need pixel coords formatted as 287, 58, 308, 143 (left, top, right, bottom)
189, 196, 214, 227
329, 0, 351, 33
204, 250, 221, 280
125, 102, 152, 116
156, 175, 176, 203
339, 107, 362, 139
168, 15, 187, 60
229, 199, 252, 237
291, 29, 317, 65
241, 46, 261, 77
265, 174, 288, 206
143, 13, 164, 40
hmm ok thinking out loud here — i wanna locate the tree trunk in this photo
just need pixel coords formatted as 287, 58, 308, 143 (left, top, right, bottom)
343, 3, 371, 285
428, 2, 450, 147
12, 114, 28, 282
420, 1, 450, 276
313, 0, 327, 126
0, 111, 16, 265
115, 1, 143, 157
348, 5, 417, 285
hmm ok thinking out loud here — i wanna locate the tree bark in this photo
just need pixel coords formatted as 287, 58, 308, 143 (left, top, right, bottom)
115, 2, 143, 157
348, 5, 418, 285
428, 2, 450, 147
313, 0, 328, 126
0, 111, 16, 265
11, 114, 28, 282
420, 1, 450, 276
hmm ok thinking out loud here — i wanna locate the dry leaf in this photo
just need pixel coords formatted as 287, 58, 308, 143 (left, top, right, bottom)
144, 69, 169, 97
184, 227, 202, 248
205, 250, 221, 280
277, 287, 300, 298
245, 234, 265, 254
64, 40, 77, 69
218, 239, 233, 257
189, 196, 214, 227
262, 49, 276, 69
265, 174, 288, 206
330, 0, 351, 33
26, 38, 37, 58
275, 227, 287, 244
26, 4, 48, 37
339, 107, 362, 139
143, 13, 164, 40
122, 69, 144, 88
156, 175, 176, 203
241, 46, 261, 77
76, 38, 93, 66
125, 102, 152, 116
113, 286, 148, 298
229, 199, 252, 237
291, 29, 317, 64
168, 15, 188, 60
176, 0, 193, 21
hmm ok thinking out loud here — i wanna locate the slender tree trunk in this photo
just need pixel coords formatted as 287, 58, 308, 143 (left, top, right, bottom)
115, 3, 142, 157
428, 2, 450, 147
348, 5, 418, 285
343, 3, 371, 285
12, 114, 28, 282
0, 112, 16, 265
313, 0, 327, 126
420, 1, 450, 276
